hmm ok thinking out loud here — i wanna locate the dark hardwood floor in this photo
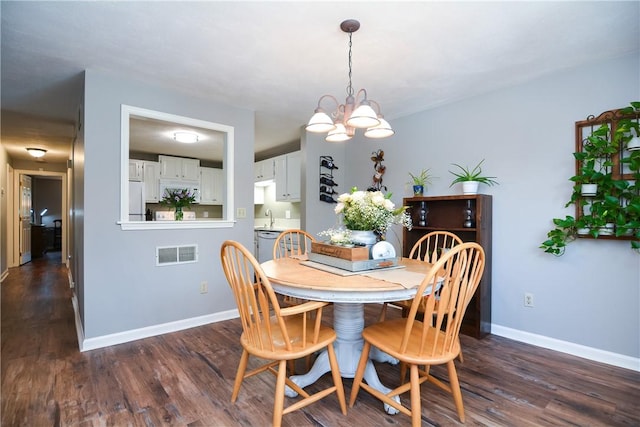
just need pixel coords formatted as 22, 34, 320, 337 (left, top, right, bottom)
2, 253, 639, 426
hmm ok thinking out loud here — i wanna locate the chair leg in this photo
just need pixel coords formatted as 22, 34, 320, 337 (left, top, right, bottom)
326, 343, 347, 415
410, 364, 422, 427
231, 349, 249, 402
400, 361, 408, 383
378, 302, 388, 321
447, 360, 465, 423
273, 360, 288, 427
349, 341, 372, 407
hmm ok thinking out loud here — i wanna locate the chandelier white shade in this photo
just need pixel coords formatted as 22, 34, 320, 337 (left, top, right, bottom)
364, 117, 394, 139
306, 19, 393, 142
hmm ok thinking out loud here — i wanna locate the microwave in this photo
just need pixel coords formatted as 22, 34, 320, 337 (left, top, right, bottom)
159, 179, 201, 204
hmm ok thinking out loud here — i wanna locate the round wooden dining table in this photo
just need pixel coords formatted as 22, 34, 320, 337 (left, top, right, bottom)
260, 256, 434, 414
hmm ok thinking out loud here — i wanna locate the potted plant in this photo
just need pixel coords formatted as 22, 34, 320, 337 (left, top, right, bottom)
571, 123, 617, 197
449, 159, 499, 194
408, 168, 434, 196
618, 105, 640, 248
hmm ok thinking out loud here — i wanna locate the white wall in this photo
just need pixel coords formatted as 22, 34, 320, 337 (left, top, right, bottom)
81, 70, 255, 340
336, 53, 639, 361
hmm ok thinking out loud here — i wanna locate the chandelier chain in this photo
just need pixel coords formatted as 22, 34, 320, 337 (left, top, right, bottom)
346, 32, 354, 97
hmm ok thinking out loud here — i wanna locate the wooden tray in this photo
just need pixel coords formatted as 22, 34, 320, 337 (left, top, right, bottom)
311, 242, 369, 261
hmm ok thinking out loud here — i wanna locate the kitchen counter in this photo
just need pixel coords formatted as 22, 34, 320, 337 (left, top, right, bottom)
254, 226, 288, 232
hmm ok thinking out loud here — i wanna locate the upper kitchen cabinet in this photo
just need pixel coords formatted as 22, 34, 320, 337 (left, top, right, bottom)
254, 158, 275, 183
200, 167, 224, 205
143, 161, 160, 202
129, 160, 144, 181
274, 151, 301, 202
159, 155, 200, 181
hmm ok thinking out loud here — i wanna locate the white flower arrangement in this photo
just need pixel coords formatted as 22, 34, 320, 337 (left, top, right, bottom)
334, 187, 412, 235
317, 227, 353, 246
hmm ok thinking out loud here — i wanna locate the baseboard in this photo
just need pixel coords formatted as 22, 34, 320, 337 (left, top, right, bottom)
79, 309, 240, 352
69, 297, 639, 371
491, 324, 640, 372
0, 269, 9, 283
71, 294, 85, 352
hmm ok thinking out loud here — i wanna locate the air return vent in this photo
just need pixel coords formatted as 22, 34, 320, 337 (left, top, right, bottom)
156, 245, 198, 266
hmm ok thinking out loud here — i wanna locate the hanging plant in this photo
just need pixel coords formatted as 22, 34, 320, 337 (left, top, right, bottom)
541, 102, 640, 255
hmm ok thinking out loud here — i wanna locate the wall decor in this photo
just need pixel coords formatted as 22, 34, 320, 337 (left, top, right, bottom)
367, 149, 387, 192
541, 102, 640, 255
319, 155, 338, 203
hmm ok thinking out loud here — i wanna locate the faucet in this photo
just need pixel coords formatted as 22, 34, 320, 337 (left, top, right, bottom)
265, 209, 274, 229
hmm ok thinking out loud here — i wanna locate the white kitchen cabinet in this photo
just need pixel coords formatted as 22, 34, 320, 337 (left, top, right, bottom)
142, 161, 160, 202
274, 151, 301, 202
129, 160, 143, 181
159, 155, 201, 180
254, 158, 275, 182
200, 167, 224, 205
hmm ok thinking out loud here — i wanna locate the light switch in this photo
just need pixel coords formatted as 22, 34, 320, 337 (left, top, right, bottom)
237, 207, 247, 218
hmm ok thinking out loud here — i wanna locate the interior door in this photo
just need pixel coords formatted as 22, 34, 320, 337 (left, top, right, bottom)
19, 174, 32, 265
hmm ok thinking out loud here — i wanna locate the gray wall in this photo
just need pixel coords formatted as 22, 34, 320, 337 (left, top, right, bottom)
308, 53, 638, 359
301, 131, 346, 236
80, 70, 254, 339
0, 145, 8, 278
33, 177, 62, 228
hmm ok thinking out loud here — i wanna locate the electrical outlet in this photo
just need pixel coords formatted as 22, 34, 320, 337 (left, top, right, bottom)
237, 207, 246, 218
200, 281, 208, 294
524, 292, 534, 307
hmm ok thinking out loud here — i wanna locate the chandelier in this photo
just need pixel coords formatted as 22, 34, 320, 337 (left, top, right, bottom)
305, 19, 394, 142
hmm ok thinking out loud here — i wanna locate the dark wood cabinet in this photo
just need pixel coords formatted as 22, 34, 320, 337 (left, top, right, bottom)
31, 224, 46, 258
402, 195, 492, 338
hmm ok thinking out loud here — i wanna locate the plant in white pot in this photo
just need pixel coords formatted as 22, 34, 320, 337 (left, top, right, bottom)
449, 159, 499, 194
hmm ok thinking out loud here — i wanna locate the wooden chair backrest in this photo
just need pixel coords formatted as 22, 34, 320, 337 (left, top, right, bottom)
401, 242, 485, 358
273, 229, 315, 259
221, 240, 295, 352
409, 231, 463, 264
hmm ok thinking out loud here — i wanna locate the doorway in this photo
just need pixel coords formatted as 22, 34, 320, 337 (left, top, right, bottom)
11, 170, 67, 267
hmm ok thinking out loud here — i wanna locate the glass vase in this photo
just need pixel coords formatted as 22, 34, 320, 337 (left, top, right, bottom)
175, 206, 184, 221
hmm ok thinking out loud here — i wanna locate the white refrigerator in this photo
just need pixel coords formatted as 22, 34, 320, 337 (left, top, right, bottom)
129, 181, 146, 221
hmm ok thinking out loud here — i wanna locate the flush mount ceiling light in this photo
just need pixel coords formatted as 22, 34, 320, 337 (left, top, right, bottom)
306, 19, 394, 142
26, 148, 47, 158
173, 132, 199, 143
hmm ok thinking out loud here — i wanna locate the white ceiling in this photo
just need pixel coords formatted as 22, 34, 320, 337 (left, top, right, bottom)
2, 1, 638, 165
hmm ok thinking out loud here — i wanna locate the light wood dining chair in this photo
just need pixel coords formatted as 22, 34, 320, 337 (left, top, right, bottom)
380, 231, 463, 318
272, 229, 317, 373
350, 242, 485, 425
273, 228, 315, 261
220, 240, 346, 427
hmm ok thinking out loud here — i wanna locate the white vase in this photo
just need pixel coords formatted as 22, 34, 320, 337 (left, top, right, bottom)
598, 223, 615, 236
581, 183, 597, 196
349, 230, 378, 247
461, 181, 480, 195
627, 135, 640, 151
